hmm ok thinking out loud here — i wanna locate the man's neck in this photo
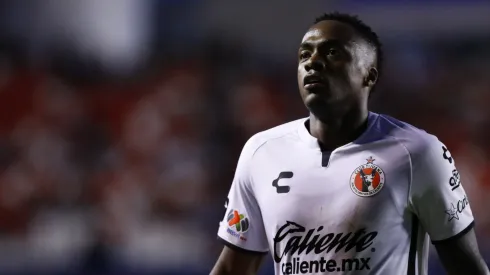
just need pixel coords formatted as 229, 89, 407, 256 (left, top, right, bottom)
308, 108, 369, 151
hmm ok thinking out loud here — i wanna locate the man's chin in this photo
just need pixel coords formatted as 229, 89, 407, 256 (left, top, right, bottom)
305, 95, 344, 118
305, 93, 335, 107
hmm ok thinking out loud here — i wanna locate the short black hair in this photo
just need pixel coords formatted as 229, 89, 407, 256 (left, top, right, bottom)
314, 12, 383, 82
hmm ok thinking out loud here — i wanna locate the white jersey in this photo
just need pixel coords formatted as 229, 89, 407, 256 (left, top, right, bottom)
217, 112, 474, 275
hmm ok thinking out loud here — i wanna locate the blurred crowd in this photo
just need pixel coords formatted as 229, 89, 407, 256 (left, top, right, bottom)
0, 2, 489, 274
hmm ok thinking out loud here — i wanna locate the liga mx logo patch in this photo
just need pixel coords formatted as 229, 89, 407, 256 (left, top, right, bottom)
350, 156, 385, 197
227, 209, 249, 233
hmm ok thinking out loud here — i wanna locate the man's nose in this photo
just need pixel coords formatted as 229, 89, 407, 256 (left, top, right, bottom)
305, 53, 326, 72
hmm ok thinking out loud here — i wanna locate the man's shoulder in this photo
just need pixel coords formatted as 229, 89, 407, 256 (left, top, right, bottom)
243, 118, 306, 155
376, 113, 445, 161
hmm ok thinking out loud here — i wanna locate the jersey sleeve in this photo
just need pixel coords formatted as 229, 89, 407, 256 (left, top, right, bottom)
217, 136, 269, 253
409, 137, 474, 243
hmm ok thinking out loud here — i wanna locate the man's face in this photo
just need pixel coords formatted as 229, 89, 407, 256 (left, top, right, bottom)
297, 20, 376, 120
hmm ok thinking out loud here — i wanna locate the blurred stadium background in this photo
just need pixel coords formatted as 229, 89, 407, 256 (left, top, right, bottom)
0, 0, 489, 274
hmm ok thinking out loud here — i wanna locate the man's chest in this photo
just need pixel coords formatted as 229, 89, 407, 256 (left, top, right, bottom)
251, 142, 411, 229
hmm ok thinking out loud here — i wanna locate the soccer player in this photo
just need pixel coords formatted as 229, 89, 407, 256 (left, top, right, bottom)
210, 12, 490, 275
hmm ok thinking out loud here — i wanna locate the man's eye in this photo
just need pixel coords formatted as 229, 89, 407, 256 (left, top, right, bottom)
300, 52, 311, 60
327, 49, 338, 56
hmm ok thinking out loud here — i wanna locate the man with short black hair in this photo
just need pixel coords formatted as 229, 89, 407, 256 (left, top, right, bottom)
210, 12, 489, 275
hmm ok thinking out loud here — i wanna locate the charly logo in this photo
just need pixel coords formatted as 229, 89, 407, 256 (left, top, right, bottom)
272, 171, 294, 194
445, 195, 470, 221
350, 157, 385, 197
273, 221, 377, 273
442, 146, 453, 164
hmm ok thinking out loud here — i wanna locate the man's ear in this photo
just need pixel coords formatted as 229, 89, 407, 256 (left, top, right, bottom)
364, 67, 378, 88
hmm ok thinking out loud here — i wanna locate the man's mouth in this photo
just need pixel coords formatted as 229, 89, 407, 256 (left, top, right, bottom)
304, 75, 327, 89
